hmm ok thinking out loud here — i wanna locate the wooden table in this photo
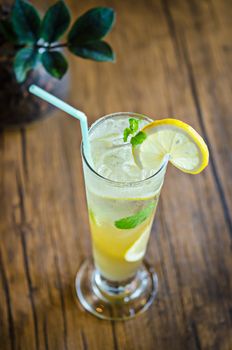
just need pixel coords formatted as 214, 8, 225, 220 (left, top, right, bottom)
1, 1, 232, 349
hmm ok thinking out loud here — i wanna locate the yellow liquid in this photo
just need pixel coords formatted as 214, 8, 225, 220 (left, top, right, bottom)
88, 194, 158, 281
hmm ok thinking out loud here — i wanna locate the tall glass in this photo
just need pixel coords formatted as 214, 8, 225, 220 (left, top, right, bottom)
75, 113, 168, 320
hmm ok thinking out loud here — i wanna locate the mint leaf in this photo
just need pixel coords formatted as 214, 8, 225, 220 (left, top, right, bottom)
129, 118, 139, 133
123, 127, 132, 142
114, 202, 155, 229
131, 131, 147, 147
123, 118, 146, 145
89, 209, 96, 224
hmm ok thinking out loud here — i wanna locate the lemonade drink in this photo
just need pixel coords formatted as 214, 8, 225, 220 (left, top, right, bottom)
79, 112, 208, 320
83, 113, 167, 282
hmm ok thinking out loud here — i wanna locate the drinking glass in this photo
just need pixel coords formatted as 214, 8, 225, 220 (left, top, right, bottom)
75, 112, 168, 320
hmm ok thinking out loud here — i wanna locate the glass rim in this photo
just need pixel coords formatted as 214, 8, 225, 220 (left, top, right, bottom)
82, 112, 168, 186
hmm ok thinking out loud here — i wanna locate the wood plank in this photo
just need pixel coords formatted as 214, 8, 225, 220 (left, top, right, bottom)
166, 0, 218, 30
180, 25, 232, 230
0, 0, 231, 349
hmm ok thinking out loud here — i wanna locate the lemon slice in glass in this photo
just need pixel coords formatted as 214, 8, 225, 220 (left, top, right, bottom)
125, 226, 151, 262
133, 119, 209, 174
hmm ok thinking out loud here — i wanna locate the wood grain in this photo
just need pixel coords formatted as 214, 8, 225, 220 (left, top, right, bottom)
0, 1, 232, 349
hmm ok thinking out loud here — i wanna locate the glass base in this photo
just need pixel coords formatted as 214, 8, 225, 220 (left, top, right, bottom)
75, 258, 158, 320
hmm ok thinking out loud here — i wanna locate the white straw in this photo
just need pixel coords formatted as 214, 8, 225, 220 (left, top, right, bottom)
29, 84, 92, 164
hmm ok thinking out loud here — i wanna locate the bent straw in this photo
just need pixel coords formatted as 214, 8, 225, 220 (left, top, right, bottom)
29, 84, 92, 164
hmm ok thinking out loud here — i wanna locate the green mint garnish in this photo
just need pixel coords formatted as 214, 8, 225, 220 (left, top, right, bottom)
123, 127, 132, 142
89, 209, 96, 224
131, 131, 147, 147
114, 202, 155, 229
123, 118, 140, 141
123, 118, 147, 146
129, 118, 139, 133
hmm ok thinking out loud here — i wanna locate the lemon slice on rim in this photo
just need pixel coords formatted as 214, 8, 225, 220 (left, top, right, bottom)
133, 119, 209, 174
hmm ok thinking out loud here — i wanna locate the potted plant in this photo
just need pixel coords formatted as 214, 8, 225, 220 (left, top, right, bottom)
0, 0, 116, 127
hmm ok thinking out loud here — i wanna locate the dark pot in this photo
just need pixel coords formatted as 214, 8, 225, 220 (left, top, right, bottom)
0, 55, 69, 128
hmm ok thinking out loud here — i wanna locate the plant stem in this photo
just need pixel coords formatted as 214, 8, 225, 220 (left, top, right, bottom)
49, 43, 67, 49
34, 43, 68, 50
10, 42, 68, 53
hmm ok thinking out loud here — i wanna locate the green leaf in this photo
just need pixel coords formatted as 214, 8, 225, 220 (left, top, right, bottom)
69, 41, 115, 62
14, 47, 38, 82
129, 118, 140, 133
68, 7, 115, 44
114, 202, 155, 230
41, 51, 68, 79
131, 131, 147, 147
11, 0, 41, 44
123, 127, 132, 142
123, 118, 143, 143
0, 19, 18, 43
89, 209, 96, 224
40, 1, 71, 43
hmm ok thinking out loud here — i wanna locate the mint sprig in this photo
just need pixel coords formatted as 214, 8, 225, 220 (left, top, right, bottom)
123, 118, 140, 142
123, 127, 132, 142
114, 202, 155, 229
131, 131, 147, 146
129, 118, 139, 133
123, 118, 147, 146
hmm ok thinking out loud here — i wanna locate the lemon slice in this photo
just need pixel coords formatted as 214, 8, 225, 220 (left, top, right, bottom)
133, 119, 209, 174
125, 226, 151, 262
